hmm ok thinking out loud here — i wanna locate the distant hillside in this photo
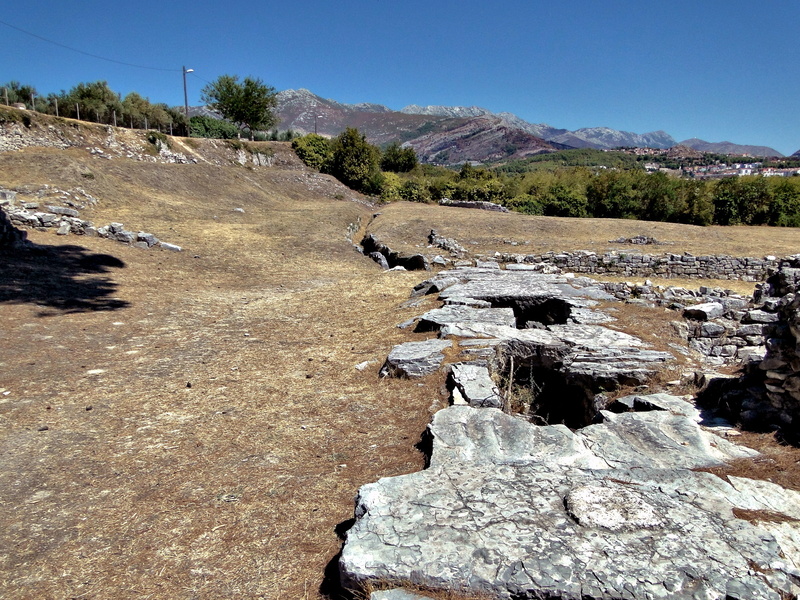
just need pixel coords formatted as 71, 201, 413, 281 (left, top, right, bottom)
401, 115, 562, 164
550, 127, 676, 150
792, 149, 800, 158
268, 89, 786, 164
679, 138, 783, 158
274, 90, 561, 164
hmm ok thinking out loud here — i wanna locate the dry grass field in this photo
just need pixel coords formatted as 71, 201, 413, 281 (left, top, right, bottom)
1, 134, 799, 599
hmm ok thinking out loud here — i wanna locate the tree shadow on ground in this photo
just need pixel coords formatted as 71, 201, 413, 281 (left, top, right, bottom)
0, 242, 129, 315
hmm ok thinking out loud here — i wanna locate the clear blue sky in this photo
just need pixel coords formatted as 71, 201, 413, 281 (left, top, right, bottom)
2, 0, 798, 154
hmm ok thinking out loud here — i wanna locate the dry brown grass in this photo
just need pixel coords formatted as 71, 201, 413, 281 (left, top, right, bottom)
3, 136, 800, 599
0, 146, 437, 599
697, 431, 800, 492
367, 201, 800, 261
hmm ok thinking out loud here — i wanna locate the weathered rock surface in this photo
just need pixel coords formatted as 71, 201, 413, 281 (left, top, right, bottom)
415, 305, 516, 332
448, 364, 502, 408
379, 339, 452, 378
340, 405, 799, 600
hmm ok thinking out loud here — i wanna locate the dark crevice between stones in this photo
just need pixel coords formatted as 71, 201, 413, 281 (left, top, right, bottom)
360, 233, 429, 271
319, 547, 354, 600
485, 296, 572, 329
496, 339, 619, 429
502, 363, 606, 429
415, 427, 434, 469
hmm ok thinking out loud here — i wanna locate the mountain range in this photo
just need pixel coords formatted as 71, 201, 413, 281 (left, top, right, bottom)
245, 89, 790, 163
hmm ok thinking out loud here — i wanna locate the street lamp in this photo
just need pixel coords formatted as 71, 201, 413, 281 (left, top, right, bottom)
314, 114, 323, 135
183, 66, 194, 131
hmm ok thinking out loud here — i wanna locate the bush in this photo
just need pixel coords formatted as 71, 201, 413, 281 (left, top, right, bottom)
147, 131, 169, 150
399, 180, 431, 203
189, 115, 240, 139
292, 134, 332, 171
328, 128, 381, 194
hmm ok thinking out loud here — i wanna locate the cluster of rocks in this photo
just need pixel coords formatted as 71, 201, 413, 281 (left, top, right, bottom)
0, 188, 181, 252
362, 233, 429, 271
609, 234, 662, 245
427, 229, 466, 257
382, 268, 673, 428
0, 196, 26, 248
345, 266, 800, 599
487, 250, 783, 282
439, 198, 510, 212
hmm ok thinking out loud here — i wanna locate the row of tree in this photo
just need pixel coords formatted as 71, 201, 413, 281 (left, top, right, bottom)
2, 79, 188, 132
1, 75, 280, 139
292, 129, 800, 227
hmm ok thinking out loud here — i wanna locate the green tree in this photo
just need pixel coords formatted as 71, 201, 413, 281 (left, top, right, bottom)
62, 81, 122, 123
200, 75, 278, 140
292, 133, 332, 170
328, 128, 381, 193
0, 81, 37, 106
381, 141, 418, 172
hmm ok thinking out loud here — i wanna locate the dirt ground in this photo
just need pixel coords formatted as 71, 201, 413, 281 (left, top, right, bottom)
1, 137, 799, 599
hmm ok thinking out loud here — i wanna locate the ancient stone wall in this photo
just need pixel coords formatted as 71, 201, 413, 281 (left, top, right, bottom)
494, 250, 785, 281
742, 265, 800, 436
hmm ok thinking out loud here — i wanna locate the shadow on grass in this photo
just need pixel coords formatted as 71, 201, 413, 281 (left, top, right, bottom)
0, 242, 129, 315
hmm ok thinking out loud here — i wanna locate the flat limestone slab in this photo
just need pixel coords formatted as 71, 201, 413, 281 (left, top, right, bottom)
341, 405, 797, 600
379, 339, 453, 378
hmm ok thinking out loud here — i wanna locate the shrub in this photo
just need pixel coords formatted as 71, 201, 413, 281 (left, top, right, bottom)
292, 134, 332, 171
147, 131, 170, 150
399, 180, 431, 203
189, 115, 240, 139
327, 128, 381, 194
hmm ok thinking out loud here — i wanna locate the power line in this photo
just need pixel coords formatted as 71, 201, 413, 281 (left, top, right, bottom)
0, 19, 181, 73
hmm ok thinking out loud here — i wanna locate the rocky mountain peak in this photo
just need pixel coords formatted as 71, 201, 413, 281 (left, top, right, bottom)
400, 104, 493, 119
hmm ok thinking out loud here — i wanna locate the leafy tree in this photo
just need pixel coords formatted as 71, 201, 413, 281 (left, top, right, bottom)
62, 81, 122, 123
674, 180, 714, 225
769, 179, 800, 227
587, 171, 641, 219
639, 172, 678, 222
200, 75, 278, 140
712, 177, 741, 225
0, 81, 37, 106
381, 142, 418, 172
292, 134, 332, 170
328, 128, 381, 193
541, 183, 589, 217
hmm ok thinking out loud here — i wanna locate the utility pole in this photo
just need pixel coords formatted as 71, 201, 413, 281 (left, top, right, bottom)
183, 66, 194, 136
54, 97, 58, 117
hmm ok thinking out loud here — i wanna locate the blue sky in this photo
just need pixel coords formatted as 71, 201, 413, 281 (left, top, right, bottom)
2, 1, 798, 154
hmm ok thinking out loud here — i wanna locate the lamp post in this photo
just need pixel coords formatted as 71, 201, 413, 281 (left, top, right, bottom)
314, 114, 323, 135
183, 66, 194, 135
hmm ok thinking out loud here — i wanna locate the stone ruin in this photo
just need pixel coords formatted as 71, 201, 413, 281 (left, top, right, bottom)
340, 265, 800, 600
0, 187, 182, 252
700, 262, 800, 439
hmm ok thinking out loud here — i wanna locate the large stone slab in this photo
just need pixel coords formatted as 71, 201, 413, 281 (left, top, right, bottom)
415, 305, 516, 332
341, 405, 798, 600
379, 339, 452, 378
